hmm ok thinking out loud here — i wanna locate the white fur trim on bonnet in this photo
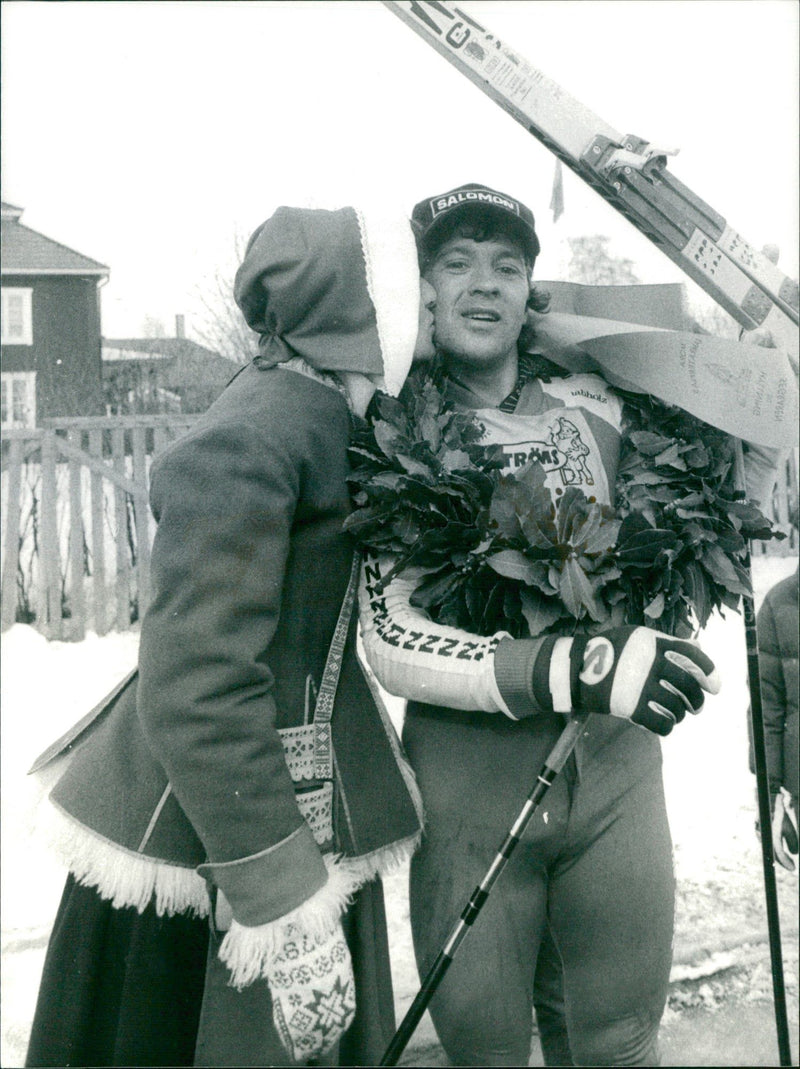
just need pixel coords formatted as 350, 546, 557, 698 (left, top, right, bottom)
355, 207, 420, 398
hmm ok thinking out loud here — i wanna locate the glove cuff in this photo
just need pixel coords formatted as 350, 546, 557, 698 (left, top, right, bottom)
568, 635, 591, 702
532, 635, 583, 714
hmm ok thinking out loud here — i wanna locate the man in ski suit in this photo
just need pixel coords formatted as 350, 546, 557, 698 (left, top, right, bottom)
359, 183, 722, 1066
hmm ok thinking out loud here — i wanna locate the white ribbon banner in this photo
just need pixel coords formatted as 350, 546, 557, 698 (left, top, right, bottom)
528, 283, 798, 449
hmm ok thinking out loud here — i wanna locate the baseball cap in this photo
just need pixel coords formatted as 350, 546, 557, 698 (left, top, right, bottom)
412, 182, 540, 264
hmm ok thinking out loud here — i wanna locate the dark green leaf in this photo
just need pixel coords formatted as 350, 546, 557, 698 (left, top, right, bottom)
396, 453, 435, 477
487, 550, 543, 584
411, 569, 460, 608
616, 529, 678, 562
654, 444, 686, 468
581, 513, 620, 555
629, 431, 674, 455
626, 471, 670, 486
700, 544, 751, 596
559, 557, 606, 621
373, 420, 407, 458
519, 590, 566, 637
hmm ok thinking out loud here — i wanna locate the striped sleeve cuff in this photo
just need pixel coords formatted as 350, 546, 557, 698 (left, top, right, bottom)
493, 636, 550, 719
546, 637, 575, 714
494, 635, 578, 718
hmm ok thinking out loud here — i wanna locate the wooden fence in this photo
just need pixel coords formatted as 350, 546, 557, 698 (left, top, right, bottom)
1, 416, 797, 641
1, 415, 195, 640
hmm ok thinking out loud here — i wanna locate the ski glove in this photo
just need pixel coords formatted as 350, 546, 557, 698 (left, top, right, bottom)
532, 626, 721, 736
772, 790, 798, 872
267, 920, 356, 1062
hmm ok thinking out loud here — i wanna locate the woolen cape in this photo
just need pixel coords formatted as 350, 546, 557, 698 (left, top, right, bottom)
30, 206, 424, 1004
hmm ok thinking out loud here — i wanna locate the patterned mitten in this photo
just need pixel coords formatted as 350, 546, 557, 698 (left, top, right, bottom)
266, 920, 356, 1061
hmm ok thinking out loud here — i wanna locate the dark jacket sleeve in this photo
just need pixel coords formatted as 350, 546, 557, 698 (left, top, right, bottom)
754, 593, 786, 800
136, 415, 327, 926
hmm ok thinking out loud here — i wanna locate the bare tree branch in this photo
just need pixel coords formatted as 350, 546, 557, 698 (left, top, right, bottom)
192, 231, 259, 365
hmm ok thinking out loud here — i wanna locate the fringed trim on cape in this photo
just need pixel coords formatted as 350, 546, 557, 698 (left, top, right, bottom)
218, 830, 421, 989
36, 801, 421, 989
40, 799, 210, 918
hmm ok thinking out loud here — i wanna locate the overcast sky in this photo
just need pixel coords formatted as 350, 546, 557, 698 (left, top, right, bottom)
2, 0, 798, 340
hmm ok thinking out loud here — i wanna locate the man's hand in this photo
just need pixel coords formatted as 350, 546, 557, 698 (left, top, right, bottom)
267, 920, 356, 1061
533, 626, 721, 735
772, 791, 798, 872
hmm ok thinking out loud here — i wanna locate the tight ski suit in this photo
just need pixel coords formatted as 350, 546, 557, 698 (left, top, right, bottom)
360, 355, 674, 1066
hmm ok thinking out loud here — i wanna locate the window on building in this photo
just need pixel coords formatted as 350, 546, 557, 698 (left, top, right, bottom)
1, 288, 34, 345
0, 371, 37, 428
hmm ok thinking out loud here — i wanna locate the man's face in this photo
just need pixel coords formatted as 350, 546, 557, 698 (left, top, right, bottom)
426, 234, 530, 372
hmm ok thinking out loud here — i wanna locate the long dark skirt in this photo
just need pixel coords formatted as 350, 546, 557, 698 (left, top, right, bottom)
25, 875, 395, 1068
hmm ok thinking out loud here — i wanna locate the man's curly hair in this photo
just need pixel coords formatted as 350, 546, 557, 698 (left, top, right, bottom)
414, 208, 550, 314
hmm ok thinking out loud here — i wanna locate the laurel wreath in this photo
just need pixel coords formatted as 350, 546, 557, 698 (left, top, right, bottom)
345, 363, 782, 640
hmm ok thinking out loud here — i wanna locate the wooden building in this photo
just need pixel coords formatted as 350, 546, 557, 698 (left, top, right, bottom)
102, 316, 239, 414
1, 201, 109, 426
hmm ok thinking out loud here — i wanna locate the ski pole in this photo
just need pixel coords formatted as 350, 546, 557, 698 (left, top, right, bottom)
380, 711, 590, 1067
743, 581, 792, 1067
736, 444, 793, 1067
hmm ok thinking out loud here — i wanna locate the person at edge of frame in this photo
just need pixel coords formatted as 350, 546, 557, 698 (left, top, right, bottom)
23, 204, 436, 1068
749, 501, 799, 872
357, 182, 780, 1067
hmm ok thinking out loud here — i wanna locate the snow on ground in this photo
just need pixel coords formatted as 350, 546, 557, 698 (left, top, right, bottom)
1, 627, 142, 1066
1, 555, 797, 1066
664, 556, 796, 875
1, 628, 141, 938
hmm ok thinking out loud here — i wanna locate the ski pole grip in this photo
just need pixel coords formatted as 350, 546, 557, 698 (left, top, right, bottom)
545, 711, 590, 773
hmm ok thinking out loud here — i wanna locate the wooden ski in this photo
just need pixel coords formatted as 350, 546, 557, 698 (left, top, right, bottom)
383, 1, 798, 351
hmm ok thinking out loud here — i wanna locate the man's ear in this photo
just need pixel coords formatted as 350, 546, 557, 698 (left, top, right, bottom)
527, 284, 551, 313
